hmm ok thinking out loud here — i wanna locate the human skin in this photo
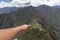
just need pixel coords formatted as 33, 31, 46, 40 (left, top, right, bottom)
0, 24, 31, 40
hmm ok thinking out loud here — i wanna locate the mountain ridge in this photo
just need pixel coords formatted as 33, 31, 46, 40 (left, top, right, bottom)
0, 5, 60, 40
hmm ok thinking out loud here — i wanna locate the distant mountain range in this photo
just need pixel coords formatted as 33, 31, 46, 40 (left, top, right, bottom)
0, 7, 20, 14
0, 5, 60, 14
53, 5, 60, 9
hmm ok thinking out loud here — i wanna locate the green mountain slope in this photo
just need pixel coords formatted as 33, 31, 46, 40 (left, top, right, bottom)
35, 5, 60, 40
0, 6, 56, 40
17, 17, 54, 40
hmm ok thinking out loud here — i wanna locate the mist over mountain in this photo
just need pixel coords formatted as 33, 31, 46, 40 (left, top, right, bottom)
0, 7, 20, 14
0, 0, 60, 8
0, 4, 60, 14
53, 5, 60, 9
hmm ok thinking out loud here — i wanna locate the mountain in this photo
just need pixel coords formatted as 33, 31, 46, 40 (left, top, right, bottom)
0, 6, 41, 28
53, 5, 60, 9
0, 5, 60, 14
0, 5, 59, 40
0, 7, 20, 14
35, 5, 60, 40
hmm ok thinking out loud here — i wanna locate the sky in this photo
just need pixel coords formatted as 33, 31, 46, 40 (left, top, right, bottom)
0, 0, 60, 8
0, 0, 12, 2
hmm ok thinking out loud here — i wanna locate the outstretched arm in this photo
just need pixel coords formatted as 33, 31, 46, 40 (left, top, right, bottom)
0, 24, 31, 40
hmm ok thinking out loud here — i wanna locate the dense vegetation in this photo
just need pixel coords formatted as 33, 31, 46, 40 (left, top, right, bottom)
0, 5, 57, 40
17, 17, 55, 40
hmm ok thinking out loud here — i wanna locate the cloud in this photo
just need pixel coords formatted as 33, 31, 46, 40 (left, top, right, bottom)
0, 0, 30, 8
0, 0, 60, 8
29, 0, 60, 6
